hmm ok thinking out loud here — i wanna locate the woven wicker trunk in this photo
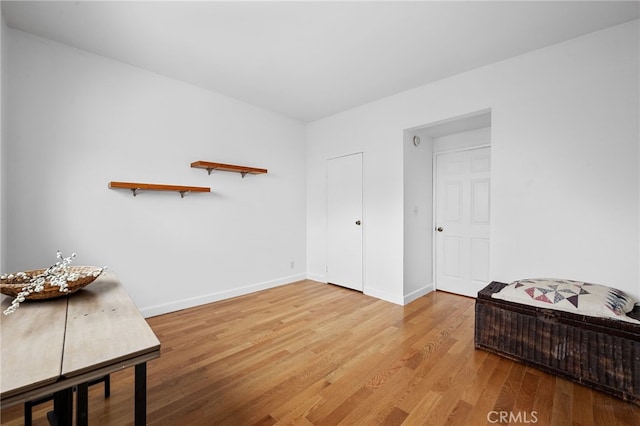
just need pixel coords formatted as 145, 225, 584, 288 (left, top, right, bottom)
475, 281, 640, 405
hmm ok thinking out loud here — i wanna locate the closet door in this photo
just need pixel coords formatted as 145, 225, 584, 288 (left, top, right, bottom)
327, 153, 363, 291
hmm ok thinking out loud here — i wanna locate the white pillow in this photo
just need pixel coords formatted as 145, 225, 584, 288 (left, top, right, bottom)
492, 278, 640, 324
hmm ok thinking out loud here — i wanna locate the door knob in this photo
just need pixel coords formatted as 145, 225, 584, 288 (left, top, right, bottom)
436, 227, 443, 232
355, 220, 361, 225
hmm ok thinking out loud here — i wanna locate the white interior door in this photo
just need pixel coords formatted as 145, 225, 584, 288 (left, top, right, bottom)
327, 153, 363, 291
435, 147, 490, 297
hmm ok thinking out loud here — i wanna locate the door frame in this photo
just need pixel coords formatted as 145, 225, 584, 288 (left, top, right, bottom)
326, 152, 365, 292
432, 144, 491, 292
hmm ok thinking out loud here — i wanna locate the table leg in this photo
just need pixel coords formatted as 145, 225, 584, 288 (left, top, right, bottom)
135, 362, 147, 426
76, 382, 89, 426
24, 400, 33, 426
52, 387, 73, 426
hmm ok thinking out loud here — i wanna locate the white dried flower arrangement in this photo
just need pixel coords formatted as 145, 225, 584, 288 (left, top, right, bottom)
1, 251, 107, 315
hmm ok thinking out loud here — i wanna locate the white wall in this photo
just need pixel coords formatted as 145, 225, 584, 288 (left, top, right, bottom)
307, 20, 640, 302
0, 10, 6, 273
403, 129, 433, 303
4, 29, 307, 316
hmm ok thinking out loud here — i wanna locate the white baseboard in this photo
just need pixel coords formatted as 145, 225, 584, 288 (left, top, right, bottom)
403, 283, 434, 305
365, 283, 434, 306
140, 273, 307, 318
306, 272, 326, 283
364, 286, 404, 305
139, 275, 435, 317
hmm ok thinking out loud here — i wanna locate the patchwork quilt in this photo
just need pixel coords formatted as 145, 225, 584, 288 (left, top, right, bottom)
491, 278, 640, 324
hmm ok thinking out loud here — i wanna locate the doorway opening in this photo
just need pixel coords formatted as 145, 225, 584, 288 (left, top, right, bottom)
403, 110, 491, 302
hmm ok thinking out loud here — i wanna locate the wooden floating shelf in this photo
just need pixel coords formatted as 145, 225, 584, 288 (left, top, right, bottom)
109, 181, 211, 198
191, 161, 268, 178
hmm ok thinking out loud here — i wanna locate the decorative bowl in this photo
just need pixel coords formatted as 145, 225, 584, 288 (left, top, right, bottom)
0, 266, 105, 300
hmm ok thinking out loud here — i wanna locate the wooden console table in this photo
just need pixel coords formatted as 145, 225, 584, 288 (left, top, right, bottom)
1, 273, 161, 425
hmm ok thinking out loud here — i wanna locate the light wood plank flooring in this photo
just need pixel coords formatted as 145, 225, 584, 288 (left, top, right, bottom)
1, 280, 638, 425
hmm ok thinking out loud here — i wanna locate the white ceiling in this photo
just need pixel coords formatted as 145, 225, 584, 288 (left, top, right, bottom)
2, 1, 638, 122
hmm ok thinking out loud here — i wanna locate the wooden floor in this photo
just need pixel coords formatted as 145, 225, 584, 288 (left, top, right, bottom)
1, 280, 638, 425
